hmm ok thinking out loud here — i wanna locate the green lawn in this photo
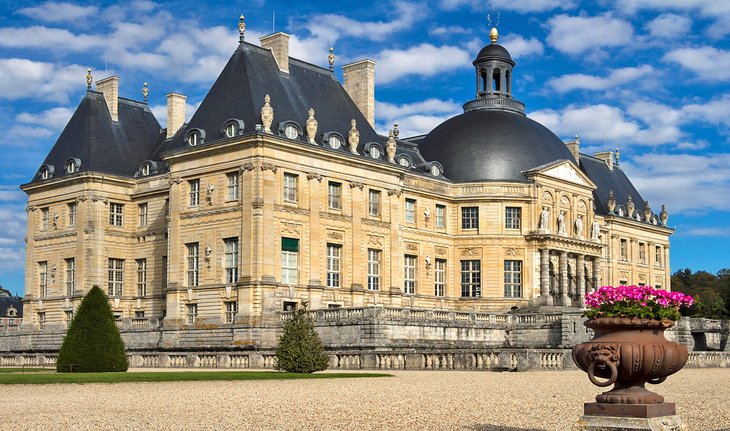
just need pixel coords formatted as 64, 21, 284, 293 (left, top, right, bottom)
0, 370, 391, 385
0, 368, 50, 374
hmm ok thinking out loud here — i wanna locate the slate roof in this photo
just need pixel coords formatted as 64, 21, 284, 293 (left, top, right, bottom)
0, 296, 22, 318
579, 154, 648, 217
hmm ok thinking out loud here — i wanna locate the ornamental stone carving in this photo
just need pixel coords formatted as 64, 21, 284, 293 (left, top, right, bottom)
460, 247, 481, 257
281, 222, 301, 236
626, 195, 635, 218
591, 219, 601, 241
387, 188, 402, 197
557, 211, 566, 236
368, 235, 383, 246
542, 191, 552, 202
327, 230, 344, 241
504, 248, 523, 257
607, 190, 616, 213
260, 94, 274, 133
643, 201, 652, 221
385, 130, 397, 163
349, 181, 364, 190
306, 172, 323, 182
260, 162, 277, 173
305, 108, 318, 144
560, 195, 570, 206
539, 206, 550, 231
660, 204, 668, 226
575, 215, 584, 239
241, 162, 255, 172
435, 246, 447, 255
348, 119, 359, 154
405, 242, 418, 251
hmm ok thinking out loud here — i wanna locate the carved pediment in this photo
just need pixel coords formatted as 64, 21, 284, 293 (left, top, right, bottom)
543, 162, 591, 187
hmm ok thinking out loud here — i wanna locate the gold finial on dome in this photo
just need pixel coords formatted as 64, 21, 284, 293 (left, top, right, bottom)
615, 147, 620, 165
142, 82, 149, 104
489, 27, 499, 44
238, 15, 246, 43
328, 47, 335, 71
86, 67, 92, 91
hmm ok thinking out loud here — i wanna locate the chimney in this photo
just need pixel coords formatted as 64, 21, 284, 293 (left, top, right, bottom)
594, 151, 614, 171
565, 135, 580, 165
343, 59, 376, 128
260, 32, 290, 73
166, 93, 187, 139
96, 76, 119, 122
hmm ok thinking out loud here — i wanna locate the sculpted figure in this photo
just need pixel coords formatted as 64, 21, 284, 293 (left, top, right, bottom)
348, 119, 359, 154
539, 207, 549, 230
306, 108, 318, 144
558, 211, 566, 236
386, 130, 397, 163
575, 215, 584, 238
591, 219, 600, 241
260, 94, 273, 133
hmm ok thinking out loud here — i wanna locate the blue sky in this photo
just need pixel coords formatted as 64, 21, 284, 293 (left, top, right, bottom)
0, 0, 729, 296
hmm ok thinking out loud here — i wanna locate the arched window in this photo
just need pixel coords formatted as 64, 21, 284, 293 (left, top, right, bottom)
492, 68, 501, 92
187, 131, 199, 146
225, 123, 236, 138
480, 69, 488, 94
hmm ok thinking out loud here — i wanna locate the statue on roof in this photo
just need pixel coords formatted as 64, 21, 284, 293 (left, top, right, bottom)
348, 119, 359, 154
261, 94, 274, 133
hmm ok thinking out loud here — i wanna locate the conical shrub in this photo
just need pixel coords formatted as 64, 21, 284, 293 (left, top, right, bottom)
56, 286, 129, 372
275, 305, 329, 373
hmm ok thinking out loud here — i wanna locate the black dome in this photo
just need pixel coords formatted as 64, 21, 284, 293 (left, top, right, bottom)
474, 43, 513, 64
418, 109, 575, 182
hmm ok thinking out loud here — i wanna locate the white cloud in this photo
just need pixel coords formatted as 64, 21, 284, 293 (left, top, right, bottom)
547, 65, 654, 93
615, 0, 730, 38
664, 47, 730, 82
0, 26, 104, 51
7, 126, 54, 139
376, 97, 461, 136
674, 140, 709, 151
645, 13, 692, 38
17, 2, 98, 23
683, 227, 730, 237
16, 107, 75, 131
429, 25, 471, 37
149, 100, 201, 128
0, 203, 27, 273
530, 104, 640, 142
440, 0, 573, 12
0, 59, 87, 103
682, 94, 730, 126
546, 14, 634, 55
375, 44, 471, 85
501, 34, 544, 59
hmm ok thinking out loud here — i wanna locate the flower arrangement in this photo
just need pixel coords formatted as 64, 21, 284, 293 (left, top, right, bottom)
584, 285, 694, 321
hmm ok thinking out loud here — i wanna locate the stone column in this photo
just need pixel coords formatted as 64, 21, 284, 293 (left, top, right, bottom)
540, 249, 552, 306
593, 257, 602, 289
577, 254, 585, 307
560, 251, 569, 306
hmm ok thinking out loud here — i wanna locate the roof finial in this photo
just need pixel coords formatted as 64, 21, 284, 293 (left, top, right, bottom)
615, 146, 620, 165
489, 27, 499, 44
328, 47, 335, 71
142, 82, 149, 104
86, 67, 92, 91
238, 15, 246, 43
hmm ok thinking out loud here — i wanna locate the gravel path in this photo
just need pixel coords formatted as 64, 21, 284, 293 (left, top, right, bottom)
2, 368, 728, 430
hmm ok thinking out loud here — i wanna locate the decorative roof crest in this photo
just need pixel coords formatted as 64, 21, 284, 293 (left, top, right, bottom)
239, 15, 246, 43
261, 94, 274, 133
306, 108, 318, 144
86, 67, 92, 91
348, 119, 359, 154
142, 82, 148, 104
328, 47, 335, 71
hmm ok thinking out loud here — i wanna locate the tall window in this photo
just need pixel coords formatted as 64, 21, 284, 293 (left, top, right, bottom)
368, 190, 381, 217
328, 182, 342, 210
281, 238, 299, 285
186, 243, 199, 287
41, 207, 49, 231
405, 199, 416, 223
461, 207, 479, 230
639, 242, 646, 263
367, 249, 381, 291
404, 255, 417, 294
108, 258, 124, 297
224, 238, 239, 284
227, 172, 239, 200
461, 260, 481, 298
136, 259, 147, 296
38, 261, 48, 298
620, 239, 628, 260
138, 203, 148, 226
65, 310, 74, 329
65, 258, 75, 296
187, 304, 197, 325
505, 207, 521, 230
504, 260, 522, 298
326, 244, 342, 288
162, 256, 168, 288
225, 301, 237, 323
435, 204, 446, 228
68, 202, 77, 226
189, 179, 200, 206
435, 259, 446, 297
655, 246, 662, 266
109, 203, 123, 226
283, 173, 298, 202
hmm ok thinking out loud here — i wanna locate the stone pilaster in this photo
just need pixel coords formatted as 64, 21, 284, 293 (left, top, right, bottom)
560, 251, 569, 306
540, 248, 552, 306
577, 254, 585, 307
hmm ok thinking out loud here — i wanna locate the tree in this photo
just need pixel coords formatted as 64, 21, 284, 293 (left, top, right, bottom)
56, 286, 129, 373
672, 269, 728, 319
275, 305, 329, 373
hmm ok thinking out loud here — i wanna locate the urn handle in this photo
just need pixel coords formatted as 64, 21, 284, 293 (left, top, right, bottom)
586, 345, 620, 388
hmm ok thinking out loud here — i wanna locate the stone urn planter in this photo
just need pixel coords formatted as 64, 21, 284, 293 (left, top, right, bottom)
572, 317, 688, 417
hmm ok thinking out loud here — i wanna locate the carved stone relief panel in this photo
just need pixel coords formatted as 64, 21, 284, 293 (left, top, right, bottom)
434, 246, 448, 256
504, 247, 523, 257
326, 230, 344, 242
460, 247, 481, 257
281, 221, 301, 237
368, 235, 384, 247
404, 242, 419, 252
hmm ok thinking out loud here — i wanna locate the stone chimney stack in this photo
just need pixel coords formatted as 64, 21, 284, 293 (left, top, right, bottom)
343, 59, 376, 128
565, 135, 580, 165
166, 93, 187, 139
594, 151, 614, 171
96, 76, 119, 122
260, 32, 290, 73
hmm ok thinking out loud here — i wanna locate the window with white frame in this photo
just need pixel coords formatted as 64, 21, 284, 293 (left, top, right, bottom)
368, 190, 380, 217
283, 173, 298, 202
460, 260, 481, 298
281, 238, 299, 285
227, 172, 239, 201
109, 203, 123, 227
328, 182, 342, 210
136, 259, 147, 296
138, 203, 148, 227
65, 258, 75, 296
504, 260, 522, 298
461, 207, 479, 230
186, 243, 199, 287
225, 301, 237, 323
620, 239, 628, 260
65, 310, 74, 329
108, 258, 124, 297
639, 242, 646, 264
189, 179, 200, 206
38, 261, 48, 298
435, 204, 446, 228
41, 207, 49, 231
367, 249, 381, 291
405, 199, 416, 223
68, 202, 77, 227
224, 238, 239, 284
404, 255, 417, 294
505, 207, 521, 230
655, 246, 662, 266
225, 122, 236, 138
187, 303, 198, 324
326, 244, 342, 288
435, 259, 446, 297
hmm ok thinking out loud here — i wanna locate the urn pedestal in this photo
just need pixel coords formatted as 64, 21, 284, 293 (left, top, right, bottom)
572, 317, 688, 431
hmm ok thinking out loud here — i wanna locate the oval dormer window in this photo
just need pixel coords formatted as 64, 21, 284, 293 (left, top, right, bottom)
329, 135, 342, 150
187, 132, 199, 146
225, 123, 236, 138
370, 146, 381, 159
430, 165, 441, 177
285, 124, 299, 140
41, 167, 49, 179
141, 164, 150, 176
398, 157, 410, 168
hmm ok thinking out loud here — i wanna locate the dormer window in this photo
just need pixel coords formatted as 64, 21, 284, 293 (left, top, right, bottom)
324, 132, 344, 150
398, 156, 411, 168
136, 161, 158, 178
364, 143, 382, 160
370, 147, 381, 159
279, 121, 302, 140
426, 162, 444, 177
41, 167, 49, 179
141, 164, 150, 176
186, 129, 205, 147
430, 165, 441, 177
67, 162, 76, 173
221, 119, 244, 138
65, 158, 80, 174
225, 123, 236, 137
39, 164, 54, 180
